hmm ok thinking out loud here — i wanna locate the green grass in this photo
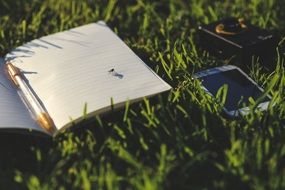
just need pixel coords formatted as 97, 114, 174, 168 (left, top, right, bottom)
1, 0, 285, 189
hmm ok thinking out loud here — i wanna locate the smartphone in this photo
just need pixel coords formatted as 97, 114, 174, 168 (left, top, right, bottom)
193, 65, 271, 117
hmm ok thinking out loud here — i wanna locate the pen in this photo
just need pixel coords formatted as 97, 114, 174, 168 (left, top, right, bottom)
6, 63, 56, 134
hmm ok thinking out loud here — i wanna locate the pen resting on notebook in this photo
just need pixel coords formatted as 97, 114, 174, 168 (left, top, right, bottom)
6, 63, 56, 134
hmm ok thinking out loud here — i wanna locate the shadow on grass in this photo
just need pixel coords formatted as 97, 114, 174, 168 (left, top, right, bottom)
0, 133, 52, 189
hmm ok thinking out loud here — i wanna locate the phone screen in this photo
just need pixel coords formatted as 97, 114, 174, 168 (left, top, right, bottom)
199, 69, 270, 111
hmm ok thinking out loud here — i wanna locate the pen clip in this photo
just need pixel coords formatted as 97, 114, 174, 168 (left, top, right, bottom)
6, 62, 21, 87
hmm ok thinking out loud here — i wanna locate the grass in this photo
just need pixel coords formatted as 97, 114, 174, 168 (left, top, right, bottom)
1, 0, 285, 189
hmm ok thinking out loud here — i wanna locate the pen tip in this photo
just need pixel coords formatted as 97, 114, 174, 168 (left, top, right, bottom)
37, 112, 56, 134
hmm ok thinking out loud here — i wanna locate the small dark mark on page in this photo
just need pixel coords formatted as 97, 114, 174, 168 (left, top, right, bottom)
108, 68, 123, 79
108, 68, 115, 73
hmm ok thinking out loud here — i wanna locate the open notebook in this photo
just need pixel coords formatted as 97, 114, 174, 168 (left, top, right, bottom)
0, 21, 171, 136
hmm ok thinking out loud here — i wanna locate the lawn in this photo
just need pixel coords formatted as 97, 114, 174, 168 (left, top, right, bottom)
1, 0, 285, 189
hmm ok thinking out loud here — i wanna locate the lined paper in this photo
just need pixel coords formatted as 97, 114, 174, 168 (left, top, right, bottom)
6, 22, 172, 129
0, 58, 45, 132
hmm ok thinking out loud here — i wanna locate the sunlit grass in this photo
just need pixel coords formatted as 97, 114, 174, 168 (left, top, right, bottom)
1, 0, 285, 189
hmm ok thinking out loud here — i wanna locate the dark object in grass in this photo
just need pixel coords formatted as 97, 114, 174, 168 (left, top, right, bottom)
198, 17, 278, 71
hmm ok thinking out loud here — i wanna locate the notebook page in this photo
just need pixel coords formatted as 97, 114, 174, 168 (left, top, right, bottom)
6, 23, 172, 129
0, 58, 45, 133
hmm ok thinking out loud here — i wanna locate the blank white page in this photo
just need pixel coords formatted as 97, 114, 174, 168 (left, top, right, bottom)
5, 22, 172, 129
0, 58, 45, 133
